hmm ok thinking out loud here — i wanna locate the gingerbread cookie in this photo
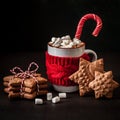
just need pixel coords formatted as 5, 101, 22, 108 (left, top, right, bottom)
22, 87, 36, 93
9, 77, 22, 87
4, 88, 9, 93
23, 91, 37, 99
89, 71, 119, 99
8, 86, 21, 92
8, 91, 21, 99
23, 78, 37, 88
69, 58, 104, 96
37, 90, 48, 95
3, 75, 14, 82
39, 84, 48, 89
3, 82, 9, 87
36, 76, 47, 85
3, 75, 14, 93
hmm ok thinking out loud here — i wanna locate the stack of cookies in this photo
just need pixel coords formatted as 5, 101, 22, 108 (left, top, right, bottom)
69, 58, 119, 99
3, 74, 48, 99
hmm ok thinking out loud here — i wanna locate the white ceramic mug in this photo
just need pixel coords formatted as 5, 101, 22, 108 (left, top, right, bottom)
47, 43, 97, 92
48, 44, 97, 60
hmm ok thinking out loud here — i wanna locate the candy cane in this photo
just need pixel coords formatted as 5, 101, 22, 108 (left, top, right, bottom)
75, 13, 102, 39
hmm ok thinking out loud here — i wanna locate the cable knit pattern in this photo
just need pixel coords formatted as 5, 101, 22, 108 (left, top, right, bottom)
45, 51, 90, 86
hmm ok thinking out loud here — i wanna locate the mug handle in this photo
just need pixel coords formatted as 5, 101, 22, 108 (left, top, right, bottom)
84, 49, 97, 61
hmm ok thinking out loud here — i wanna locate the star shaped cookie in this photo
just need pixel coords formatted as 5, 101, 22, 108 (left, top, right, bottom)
89, 71, 119, 99
69, 58, 104, 96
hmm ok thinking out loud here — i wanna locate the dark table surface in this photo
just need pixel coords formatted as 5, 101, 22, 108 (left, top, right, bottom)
0, 51, 120, 120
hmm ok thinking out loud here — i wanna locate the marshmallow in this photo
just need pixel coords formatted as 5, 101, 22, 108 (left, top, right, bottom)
62, 45, 73, 48
58, 93, 67, 98
35, 98, 43, 105
51, 37, 56, 43
52, 96, 60, 103
49, 37, 57, 45
49, 35, 81, 48
65, 35, 71, 40
61, 40, 70, 46
47, 92, 52, 100
61, 36, 66, 40
52, 38, 62, 47
73, 38, 81, 44
69, 42, 75, 46
63, 40, 70, 45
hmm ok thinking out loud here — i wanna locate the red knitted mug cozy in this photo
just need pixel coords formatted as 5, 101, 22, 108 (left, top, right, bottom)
45, 51, 90, 86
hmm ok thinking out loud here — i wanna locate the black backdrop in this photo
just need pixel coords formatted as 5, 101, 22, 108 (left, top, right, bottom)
1, 2, 120, 120
1, 0, 120, 52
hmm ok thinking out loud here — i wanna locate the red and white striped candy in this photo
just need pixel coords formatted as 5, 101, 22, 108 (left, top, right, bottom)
75, 13, 102, 39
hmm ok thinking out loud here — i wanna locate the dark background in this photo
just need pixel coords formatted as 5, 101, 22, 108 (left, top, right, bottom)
1, 1, 120, 120
1, 0, 120, 53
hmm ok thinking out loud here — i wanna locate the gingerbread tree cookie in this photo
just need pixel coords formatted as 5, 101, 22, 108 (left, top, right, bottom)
89, 71, 119, 99
69, 58, 104, 96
